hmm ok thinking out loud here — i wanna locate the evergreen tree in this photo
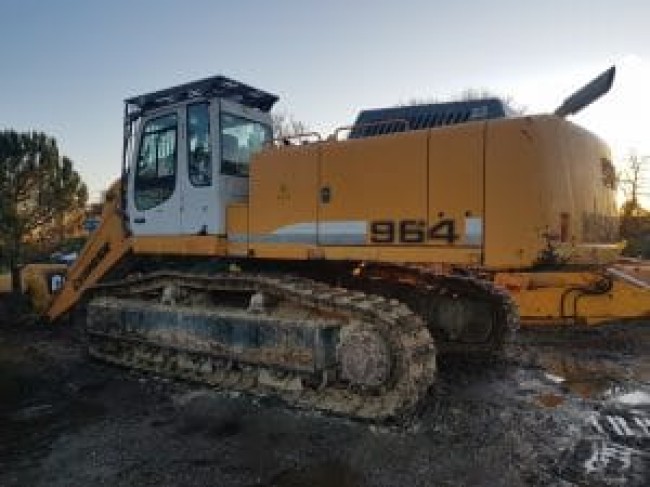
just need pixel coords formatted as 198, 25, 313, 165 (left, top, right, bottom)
0, 130, 87, 294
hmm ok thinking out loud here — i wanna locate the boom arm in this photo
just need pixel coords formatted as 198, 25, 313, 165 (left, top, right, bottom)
47, 181, 132, 321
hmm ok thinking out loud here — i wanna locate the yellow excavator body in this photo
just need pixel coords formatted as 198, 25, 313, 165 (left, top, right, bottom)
33, 67, 650, 419
241, 114, 618, 269
46, 112, 649, 327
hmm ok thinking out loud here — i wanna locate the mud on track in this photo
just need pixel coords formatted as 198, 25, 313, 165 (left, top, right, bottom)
0, 317, 648, 487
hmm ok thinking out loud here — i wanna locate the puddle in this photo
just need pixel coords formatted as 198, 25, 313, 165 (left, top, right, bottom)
612, 391, 650, 407
537, 353, 620, 399
563, 378, 613, 399
543, 372, 565, 384
267, 461, 362, 487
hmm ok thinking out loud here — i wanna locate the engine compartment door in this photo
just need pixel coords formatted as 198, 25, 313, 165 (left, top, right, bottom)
318, 131, 429, 246
428, 122, 485, 251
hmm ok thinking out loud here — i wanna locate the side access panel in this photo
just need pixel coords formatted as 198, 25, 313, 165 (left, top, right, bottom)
428, 122, 485, 258
318, 131, 428, 245
248, 144, 320, 253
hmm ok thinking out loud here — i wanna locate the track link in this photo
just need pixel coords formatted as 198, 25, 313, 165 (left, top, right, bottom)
85, 272, 436, 420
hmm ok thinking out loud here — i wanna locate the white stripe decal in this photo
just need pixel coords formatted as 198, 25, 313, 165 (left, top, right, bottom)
316, 221, 367, 245
228, 221, 368, 245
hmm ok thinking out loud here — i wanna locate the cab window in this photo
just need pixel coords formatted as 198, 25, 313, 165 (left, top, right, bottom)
134, 114, 177, 211
220, 113, 271, 176
187, 103, 212, 187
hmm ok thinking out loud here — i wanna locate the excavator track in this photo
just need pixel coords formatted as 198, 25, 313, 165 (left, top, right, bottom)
83, 271, 436, 420
347, 264, 519, 353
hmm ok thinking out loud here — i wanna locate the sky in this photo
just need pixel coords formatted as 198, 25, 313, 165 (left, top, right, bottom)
1, 0, 650, 201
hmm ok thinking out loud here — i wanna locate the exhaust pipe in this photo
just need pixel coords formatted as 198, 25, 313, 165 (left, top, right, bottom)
554, 66, 616, 118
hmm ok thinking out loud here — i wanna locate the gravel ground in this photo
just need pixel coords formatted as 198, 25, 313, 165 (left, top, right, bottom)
0, 315, 648, 487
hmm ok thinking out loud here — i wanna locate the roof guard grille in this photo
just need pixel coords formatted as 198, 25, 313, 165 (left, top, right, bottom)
349, 98, 508, 138
125, 75, 279, 119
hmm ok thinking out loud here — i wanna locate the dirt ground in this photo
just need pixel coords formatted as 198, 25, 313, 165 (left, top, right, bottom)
1, 313, 649, 487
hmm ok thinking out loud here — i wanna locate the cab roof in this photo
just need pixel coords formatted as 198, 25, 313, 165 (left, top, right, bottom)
125, 75, 278, 118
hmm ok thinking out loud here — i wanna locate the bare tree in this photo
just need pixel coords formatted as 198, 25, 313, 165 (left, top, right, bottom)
272, 111, 309, 139
619, 152, 649, 217
400, 88, 527, 115
619, 153, 649, 252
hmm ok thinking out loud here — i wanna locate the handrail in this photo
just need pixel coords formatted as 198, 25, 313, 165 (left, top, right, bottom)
270, 131, 322, 147
331, 118, 410, 141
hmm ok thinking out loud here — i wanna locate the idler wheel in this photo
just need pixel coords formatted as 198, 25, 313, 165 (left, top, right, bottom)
338, 327, 392, 388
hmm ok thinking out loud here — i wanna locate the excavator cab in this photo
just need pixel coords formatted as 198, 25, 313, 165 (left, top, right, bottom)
122, 76, 277, 236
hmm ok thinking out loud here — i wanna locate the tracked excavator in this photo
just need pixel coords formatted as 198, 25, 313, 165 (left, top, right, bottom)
42, 66, 650, 420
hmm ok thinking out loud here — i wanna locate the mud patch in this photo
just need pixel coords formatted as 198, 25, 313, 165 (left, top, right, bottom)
540, 354, 618, 399
0, 325, 108, 480
536, 393, 565, 408
208, 417, 242, 438
10, 404, 55, 421
266, 461, 362, 487
1, 316, 649, 486
0, 397, 106, 474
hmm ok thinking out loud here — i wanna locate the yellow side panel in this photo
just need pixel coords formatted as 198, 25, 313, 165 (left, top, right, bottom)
484, 117, 544, 268
319, 131, 428, 244
249, 144, 319, 243
226, 203, 249, 257
496, 270, 650, 325
485, 116, 617, 269
428, 122, 484, 250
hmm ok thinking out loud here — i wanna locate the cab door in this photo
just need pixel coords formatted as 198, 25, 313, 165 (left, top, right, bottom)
216, 99, 273, 234
128, 109, 182, 235
180, 102, 220, 234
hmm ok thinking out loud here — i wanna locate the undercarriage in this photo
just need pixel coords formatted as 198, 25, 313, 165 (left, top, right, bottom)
80, 260, 517, 420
